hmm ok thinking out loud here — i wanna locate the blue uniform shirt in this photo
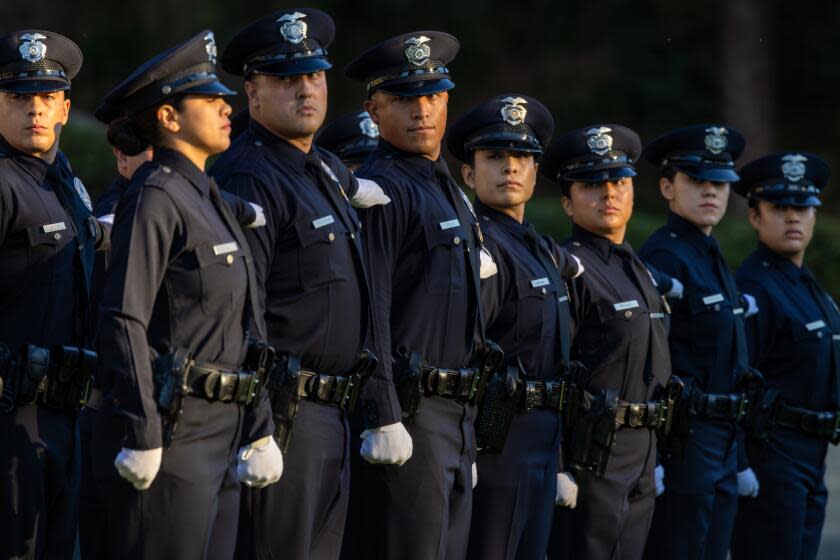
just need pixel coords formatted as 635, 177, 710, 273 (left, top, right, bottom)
736, 243, 838, 410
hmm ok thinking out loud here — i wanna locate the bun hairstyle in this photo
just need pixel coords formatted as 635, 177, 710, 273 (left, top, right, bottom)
107, 94, 187, 151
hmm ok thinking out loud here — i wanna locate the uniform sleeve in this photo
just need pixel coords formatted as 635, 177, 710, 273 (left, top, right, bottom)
479, 237, 508, 329
220, 189, 258, 227
564, 251, 592, 340
0, 183, 11, 247
97, 184, 182, 450
642, 248, 683, 295
358, 176, 408, 429
545, 236, 580, 278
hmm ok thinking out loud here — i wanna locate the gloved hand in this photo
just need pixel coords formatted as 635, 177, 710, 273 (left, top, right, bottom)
115, 447, 162, 491
556, 472, 578, 508
737, 468, 760, 497
667, 277, 684, 300
360, 422, 413, 466
479, 247, 498, 279
655, 464, 666, 496
570, 254, 585, 278
472, 462, 478, 489
236, 436, 284, 488
351, 178, 391, 208
743, 294, 759, 318
246, 202, 266, 229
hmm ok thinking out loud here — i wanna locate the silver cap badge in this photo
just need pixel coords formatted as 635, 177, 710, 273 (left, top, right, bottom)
204, 32, 218, 64
586, 127, 614, 156
278, 12, 308, 44
19, 33, 47, 63
704, 127, 729, 154
781, 154, 808, 182
358, 112, 379, 139
404, 36, 432, 67
500, 97, 528, 126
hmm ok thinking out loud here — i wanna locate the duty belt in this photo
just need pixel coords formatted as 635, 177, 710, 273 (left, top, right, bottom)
420, 365, 482, 401
296, 369, 352, 407
693, 390, 747, 423
614, 399, 667, 430
774, 401, 840, 443
186, 363, 261, 405
523, 378, 567, 413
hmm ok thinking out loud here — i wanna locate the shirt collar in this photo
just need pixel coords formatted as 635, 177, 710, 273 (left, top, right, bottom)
666, 211, 716, 255
154, 147, 210, 196
0, 133, 50, 183
755, 241, 804, 284
570, 223, 629, 262
375, 139, 439, 179
474, 198, 528, 239
248, 118, 309, 170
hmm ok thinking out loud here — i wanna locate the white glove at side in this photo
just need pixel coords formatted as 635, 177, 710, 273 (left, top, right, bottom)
570, 254, 585, 278
246, 202, 266, 229
737, 468, 760, 497
351, 178, 392, 208
743, 294, 759, 318
360, 422, 413, 466
479, 247, 498, 279
115, 447, 163, 491
472, 462, 478, 489
655, 465, 666, 496
236, 436, 284, 488
667, 277, 684, 300
556, 472, 578, 508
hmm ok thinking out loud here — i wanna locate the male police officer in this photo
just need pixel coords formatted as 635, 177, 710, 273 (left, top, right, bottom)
540, 125, 672, 560
0, 29, 105, 559
731, 153, 837, 560
639, 125, 757, 559
344, 31, 494, 559
316, 110, 380, 172
212, 9, 410, 559
447, 94, 582, 560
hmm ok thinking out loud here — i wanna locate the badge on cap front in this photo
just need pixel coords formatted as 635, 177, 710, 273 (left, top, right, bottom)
586, 127, 613, 156
500, 97, 528, 126
278, 12, 308, 44
781, 154, 807, 182
204, 32, 218, 64
19, 33, 47, 63
358, 112, 379, 138
404, 36, 432, 67
704, 127, 729, 154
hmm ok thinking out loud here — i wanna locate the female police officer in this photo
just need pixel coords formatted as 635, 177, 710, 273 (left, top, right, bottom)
91, 30, 283, 559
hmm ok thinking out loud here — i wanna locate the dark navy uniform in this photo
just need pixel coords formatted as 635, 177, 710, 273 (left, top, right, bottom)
316, 110, 380, 170
213, 10, 370, 559
639, 125, 747, 560
541, 125, 672, 560
91, 30, 274, 560
0, 30, 103, 560
344, 32, 486, 560
731, 153, 836, 560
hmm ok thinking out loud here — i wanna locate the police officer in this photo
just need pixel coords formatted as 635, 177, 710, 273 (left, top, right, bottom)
639, 125, 756, 559
316, 110, 380, 171
212, 10, 408, 559
0, 29, 106, 560
540, 124, 672, 560
446, 94, 582, 560
92, 30, 283, 559
731, 153, 836, 560
344, 31, 490, 559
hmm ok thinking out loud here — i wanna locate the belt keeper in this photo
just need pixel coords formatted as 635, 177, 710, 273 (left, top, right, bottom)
217, 372, 237, 402
203, 371, 221, 399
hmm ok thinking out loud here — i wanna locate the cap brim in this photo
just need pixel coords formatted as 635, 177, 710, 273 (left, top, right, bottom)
679, 165, 739, 183
567, 165, 637, 183
751, 192, 822, 207
0, 77, 71, 94
183, 80, 237, 97
468, 140, 542, 155
378, 78, 455, 97
251, 57, 332, 77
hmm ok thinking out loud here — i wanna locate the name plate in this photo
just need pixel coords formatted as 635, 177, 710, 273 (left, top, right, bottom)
42, 222, 66, 233
213, 242, 238, 256
702, 293, 725, 305
613, 300, 639, 312
531, 277, 549, 288
806, 320, 826, 331
312, 215, 335, 229
439, 219, 460, 230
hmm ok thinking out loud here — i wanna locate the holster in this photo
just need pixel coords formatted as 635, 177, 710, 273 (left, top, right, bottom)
395, 351, 425, 425
473, 340, 505, 403
243, 340, 276, 408
736, 366, 766, 420
153, 347, 191, 447
342, 349, 377, 413
14, 345, 51, 406
659, 375, 694, 462
43, 346, 97, 411
743, 387, 782, 449
569, 388, 619, 478
475, 362, 522, 454
267, 355, 302, 453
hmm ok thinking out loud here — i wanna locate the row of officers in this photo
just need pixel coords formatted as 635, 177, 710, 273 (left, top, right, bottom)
0, 9, 837, 560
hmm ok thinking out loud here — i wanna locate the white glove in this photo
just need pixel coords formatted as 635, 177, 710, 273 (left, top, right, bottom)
655, 465, 666, 496
556, 472, 578, 508
246, 202, 266, 229
667, 277, 684, 300
472, 462, 478, 489
737, 468, 760, 497
479, 247, 498, 279
114, 447, 162, 491
570, 254, 584, 278
236, 436, 284, 488
351, 178, 391, 208
98, 213, 115, 225
743, 294, 759, 318
360, 422, 413, 466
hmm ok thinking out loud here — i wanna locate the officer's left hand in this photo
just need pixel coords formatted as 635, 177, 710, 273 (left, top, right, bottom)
472, 462, 478, 489
556, 472, 578, 508
360, 422, 413, 465
737, 468, 760, 498
246, 203, 266, 229
570, 254, 585, 278
666, 277, 684, 300
236, 435, 284, 488
743, 293, 759, 318
351, 178, 392, 208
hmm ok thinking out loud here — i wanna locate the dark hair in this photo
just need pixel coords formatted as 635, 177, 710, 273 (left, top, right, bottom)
661, 164, 679, 181
106, 117, 151, 156
110, 94, 187, 150
748, 197, 759, 209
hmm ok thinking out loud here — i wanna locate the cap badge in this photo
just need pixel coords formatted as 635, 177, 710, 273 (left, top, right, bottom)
500, 97, 528, 126
278, 12, 308, 44
704, 127, 729, 154
781, 154, 808, 182
358, 112, 379, 139
19, 33, 47, 63
404, 36, 432, 67
204, 32, 218, 64
586, 126, 614, 156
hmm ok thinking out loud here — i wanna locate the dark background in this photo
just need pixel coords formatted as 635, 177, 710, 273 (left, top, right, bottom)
3, 0, 839, 289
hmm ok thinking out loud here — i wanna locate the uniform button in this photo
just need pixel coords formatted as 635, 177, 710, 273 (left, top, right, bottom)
818, 331, 824, 338
453, 236, 461, 245
541, 288, 547, 295
226, 255, 234, 265
762, 261, 769, 267
350, 233, 355, 239
53, 233, 61, 240
328, 232, 335, 242
624, 310, 633, 318
254, 140, 263, 147
573, 242, 581, 247
714, 304, 721, 311
669, 232, 677, 238
161, 166, 171, 174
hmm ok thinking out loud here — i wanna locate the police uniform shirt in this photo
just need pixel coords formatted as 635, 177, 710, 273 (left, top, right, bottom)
641, 211, 742, 393
98, 147, 269, 449
564, 224, 668, 402
478, 200, 573, 379
357, 140, 482, 425
211, 120, 365, 380
737, 243, 838, 410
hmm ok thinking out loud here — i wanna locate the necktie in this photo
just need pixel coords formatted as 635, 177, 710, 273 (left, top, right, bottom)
803, 270, 840, 408
710, 241, 749, 373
